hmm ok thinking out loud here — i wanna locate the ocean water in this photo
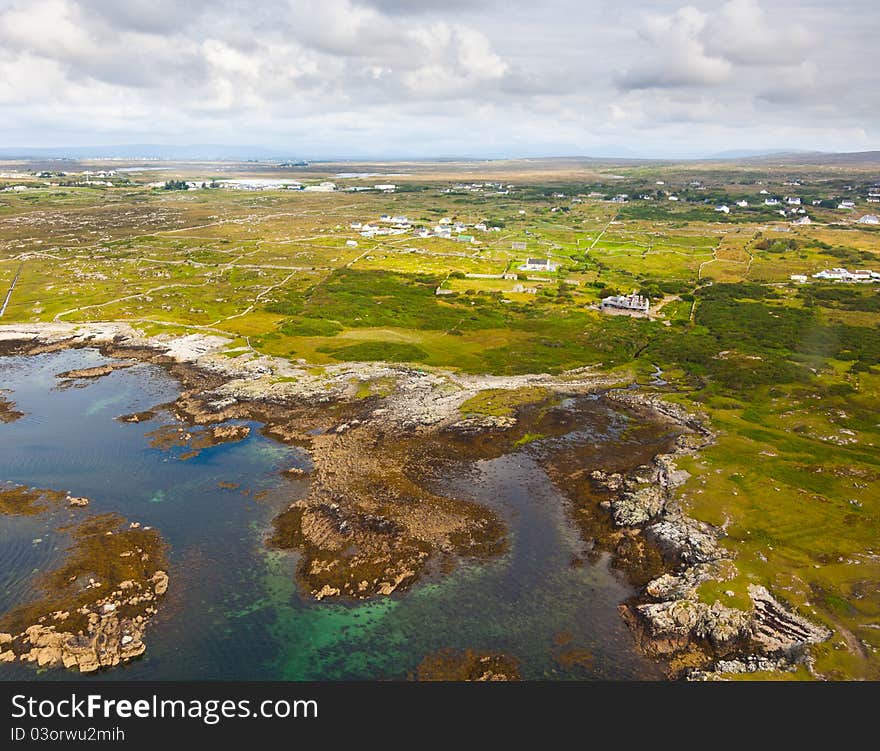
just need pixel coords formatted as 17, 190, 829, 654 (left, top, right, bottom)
0, 349, 662, 680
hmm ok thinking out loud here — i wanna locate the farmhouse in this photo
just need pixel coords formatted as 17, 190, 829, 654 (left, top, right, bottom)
303, 182, 336, 192
857, 214, 879, 225
600, 292, 650, 315
813, 267, 878, 283
519, 258, 557, 272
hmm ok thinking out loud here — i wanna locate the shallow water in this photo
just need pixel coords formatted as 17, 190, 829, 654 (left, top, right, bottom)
0, 349, 663, 680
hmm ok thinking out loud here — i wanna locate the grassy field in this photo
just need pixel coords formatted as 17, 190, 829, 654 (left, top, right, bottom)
1, 157, 878, 678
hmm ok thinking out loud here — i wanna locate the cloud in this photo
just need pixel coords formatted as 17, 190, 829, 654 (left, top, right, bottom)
704, 0, 811, 66
357, 0, 497, 13
0, 0, 874, 157
617, 6, 732, 90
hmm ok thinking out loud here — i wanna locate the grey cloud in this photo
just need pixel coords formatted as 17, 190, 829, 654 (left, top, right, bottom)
0, 0, 874, 157
617, 6, 732, 90
703, 0, 811, 66
356, 0, 498, 14
71, 0, 213, 33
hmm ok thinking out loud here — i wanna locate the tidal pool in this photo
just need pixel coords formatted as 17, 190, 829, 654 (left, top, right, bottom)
0, 349, 663, 680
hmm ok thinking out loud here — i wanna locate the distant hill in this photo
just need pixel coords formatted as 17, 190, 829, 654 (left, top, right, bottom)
0, 144, 301, 161
717, 150, 880, 166
708, 148, 819, 159
1, 144, 879, 167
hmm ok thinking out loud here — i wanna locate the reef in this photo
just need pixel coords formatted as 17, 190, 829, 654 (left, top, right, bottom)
0, 514, 168, 673
0, 392, 24, 423
414, 648, 520, 681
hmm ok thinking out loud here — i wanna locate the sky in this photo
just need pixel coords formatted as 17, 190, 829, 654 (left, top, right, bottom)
0, 0, 877, 159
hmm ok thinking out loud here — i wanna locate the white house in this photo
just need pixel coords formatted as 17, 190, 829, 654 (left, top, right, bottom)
303, 181, 336, 192
813, 268, 850, 281
715, 205, 730, 214
839, 200, 856, 209
813, 267, 875, 282
786, 196, 802, 206
736, 200, 749, 208
857, 214, 879, 224
792, 215, 812, 225
519, 258, 557, 272
600, 293, 650, 314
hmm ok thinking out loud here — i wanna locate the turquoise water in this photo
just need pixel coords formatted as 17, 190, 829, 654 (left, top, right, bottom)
0, 349, 662, 680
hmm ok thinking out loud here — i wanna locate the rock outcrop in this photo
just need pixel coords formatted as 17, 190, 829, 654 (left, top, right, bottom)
0, 514, 169, 674
598, 391, 831, 678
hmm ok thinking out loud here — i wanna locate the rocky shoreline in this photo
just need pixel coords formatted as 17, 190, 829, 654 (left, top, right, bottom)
0, 321, 833, 678
0, 322, 621, 605
596, 390, 831, 678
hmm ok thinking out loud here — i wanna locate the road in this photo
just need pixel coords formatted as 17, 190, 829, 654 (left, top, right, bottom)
0, 263, 23, 318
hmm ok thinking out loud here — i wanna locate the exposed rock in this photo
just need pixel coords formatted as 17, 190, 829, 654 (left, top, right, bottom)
209, 424, 250, 442
693, 655, 799, 679
67, 495, 90, 508
645, 515, 724, 566
748, 585, 832, 654
117, 410, 156, 424
18, 617, 148, 674
697, 601, 753, 648
445, 414, 517, 435
314, 585, 340, 600
56, 361, 135, 380
151, 570, 169, 596
610, 484, 666, 525
645, 562, 727, 601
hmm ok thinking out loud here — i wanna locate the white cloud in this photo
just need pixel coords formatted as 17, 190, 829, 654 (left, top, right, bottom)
704, 0, 811, 66
619, 6, 730, 89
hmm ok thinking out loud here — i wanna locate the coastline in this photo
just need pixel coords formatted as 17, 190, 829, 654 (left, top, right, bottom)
0, 321, 832, 678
